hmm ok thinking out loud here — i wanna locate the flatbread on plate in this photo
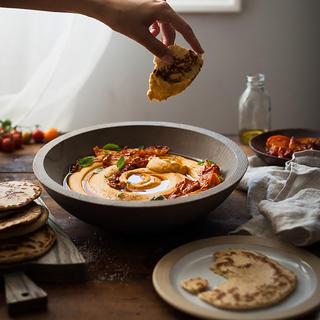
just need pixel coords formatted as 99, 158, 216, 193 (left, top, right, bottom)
0, 224, 56, 264
0, 181, 42, 211
180, 277, 208, 294
198, 249, 297, 310
147, 44, 203, 101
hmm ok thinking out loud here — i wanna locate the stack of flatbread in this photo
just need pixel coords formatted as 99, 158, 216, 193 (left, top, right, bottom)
0, 181, 56, 264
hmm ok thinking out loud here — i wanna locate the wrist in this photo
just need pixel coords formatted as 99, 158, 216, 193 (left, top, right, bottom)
77, 0, 110, 21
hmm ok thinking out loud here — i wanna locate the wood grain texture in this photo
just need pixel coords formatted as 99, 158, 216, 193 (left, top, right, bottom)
0, 207, 87, 282
0, 144, 42, 173
29, 201, 87, 282
4, 272, 47, 314
0, 138, 319, 320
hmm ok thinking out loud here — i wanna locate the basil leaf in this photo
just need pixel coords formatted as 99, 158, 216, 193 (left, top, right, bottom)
78, 156, 94, 168
197, 159, 214, 165
103, 143, 121, 151
151, 195, 166, 201
1, 119, 12, 132
2, 119, 11, 127
137, 145, 145, 150
117, 156, 125, 170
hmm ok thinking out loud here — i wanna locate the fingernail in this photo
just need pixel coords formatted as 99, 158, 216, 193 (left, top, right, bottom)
161, 54, 174, 64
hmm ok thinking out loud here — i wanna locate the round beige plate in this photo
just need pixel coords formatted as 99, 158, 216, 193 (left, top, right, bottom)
152, 236, 320, 320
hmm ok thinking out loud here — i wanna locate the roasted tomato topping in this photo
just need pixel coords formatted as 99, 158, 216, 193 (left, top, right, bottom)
266, 135, 320, 158
198, 162, 222, 190
168, 161, 222, 198
167, 179, 200, 199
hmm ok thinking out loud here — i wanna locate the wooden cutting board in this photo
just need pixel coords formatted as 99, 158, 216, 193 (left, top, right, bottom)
0, 198, 87, 314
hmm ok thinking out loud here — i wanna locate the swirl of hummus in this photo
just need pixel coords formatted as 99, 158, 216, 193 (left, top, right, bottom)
67, 154, 205, 201
121, 169, 163, 192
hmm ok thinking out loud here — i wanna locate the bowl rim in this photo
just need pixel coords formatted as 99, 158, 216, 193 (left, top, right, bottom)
33, 121, 248, 208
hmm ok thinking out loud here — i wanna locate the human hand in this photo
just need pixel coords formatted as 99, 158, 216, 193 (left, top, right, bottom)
86, 0, 204, 61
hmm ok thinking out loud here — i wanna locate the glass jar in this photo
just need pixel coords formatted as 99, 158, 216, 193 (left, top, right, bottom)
238, 73, 271, 144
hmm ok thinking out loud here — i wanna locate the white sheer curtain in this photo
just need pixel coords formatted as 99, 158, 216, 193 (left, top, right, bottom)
0, 8, 112, 131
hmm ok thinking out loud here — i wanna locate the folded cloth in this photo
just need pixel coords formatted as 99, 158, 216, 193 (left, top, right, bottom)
233, 150, 320, 246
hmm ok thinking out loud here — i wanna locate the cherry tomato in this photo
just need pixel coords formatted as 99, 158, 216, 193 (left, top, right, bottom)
2, 137, 14, 152
2, 132, 11, 140
10, 128, 20, 135
12, 132, 23, 149
22, 131, 32, 144
32, 128, 45, 143
44, 127, 59, 142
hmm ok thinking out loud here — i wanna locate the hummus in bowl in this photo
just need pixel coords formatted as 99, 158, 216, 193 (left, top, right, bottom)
66, 144, 223, 201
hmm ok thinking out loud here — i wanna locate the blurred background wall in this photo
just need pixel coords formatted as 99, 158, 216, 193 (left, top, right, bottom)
71, 0, 320, 133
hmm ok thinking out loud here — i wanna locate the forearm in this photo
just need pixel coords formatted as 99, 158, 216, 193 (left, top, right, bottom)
0, 0, 203, 58
0, 0, 115, 31
0, 0, 94, 15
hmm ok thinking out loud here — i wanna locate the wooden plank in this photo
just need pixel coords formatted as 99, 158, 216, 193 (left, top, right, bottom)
4, 272, 47, 314
0, 144, 42, 173
0, 199, 87, 283
0, 141, 319, 320
2, 279, 319, 320
27, 198, 87, 282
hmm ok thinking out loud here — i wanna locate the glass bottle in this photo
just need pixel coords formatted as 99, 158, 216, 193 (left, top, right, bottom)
238, 73, 271, 144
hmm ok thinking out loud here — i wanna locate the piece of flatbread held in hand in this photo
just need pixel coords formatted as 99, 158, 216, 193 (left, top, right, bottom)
147, 44, 203, 101
180, 277, 209, 294
199, 249, 297, 310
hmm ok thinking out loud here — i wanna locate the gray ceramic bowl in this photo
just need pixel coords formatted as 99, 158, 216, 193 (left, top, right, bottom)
33, 122, 248, 232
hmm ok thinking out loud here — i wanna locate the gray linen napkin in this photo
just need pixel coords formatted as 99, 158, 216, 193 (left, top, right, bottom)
233, 150, 320, 246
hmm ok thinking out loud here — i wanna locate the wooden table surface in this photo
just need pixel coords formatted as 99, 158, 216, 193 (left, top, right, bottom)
0, 138, 319, 320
